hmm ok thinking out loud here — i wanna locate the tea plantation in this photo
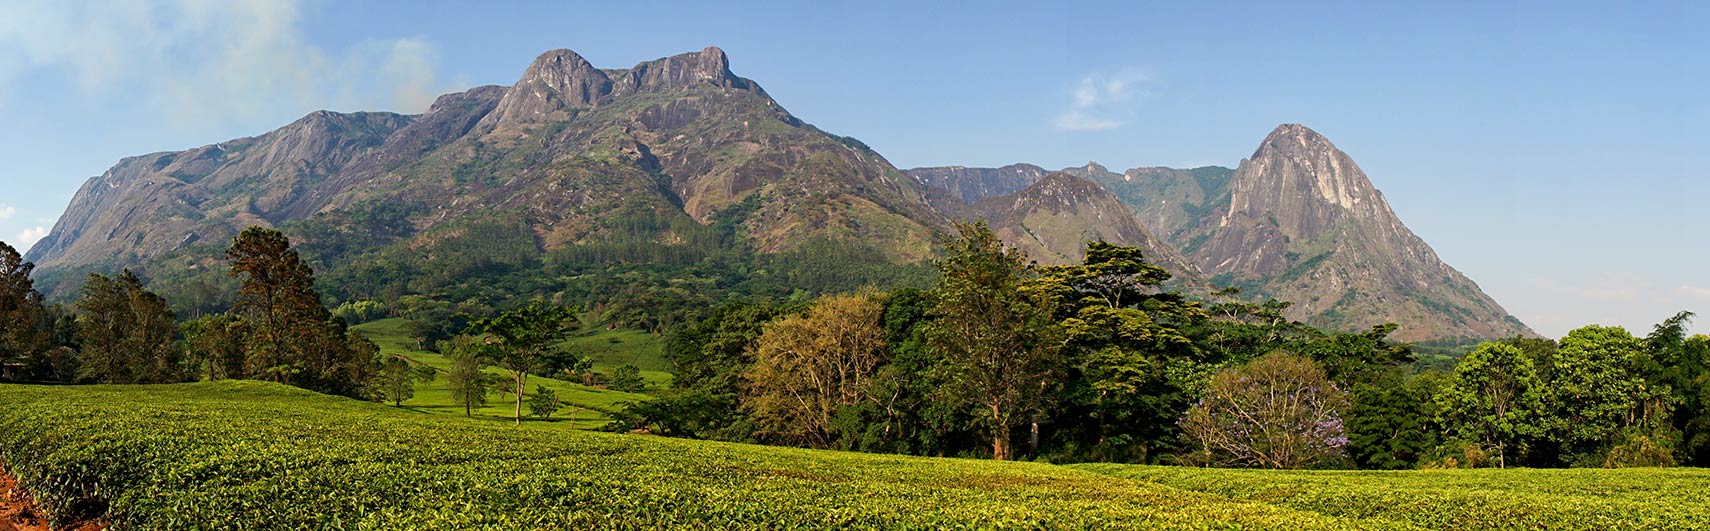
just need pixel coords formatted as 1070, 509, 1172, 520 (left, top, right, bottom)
1, 381, 1705, 530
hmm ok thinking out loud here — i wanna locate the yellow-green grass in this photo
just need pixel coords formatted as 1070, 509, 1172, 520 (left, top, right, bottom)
5, 382, 1708, 530
355, 317, 672, 386
0, 381, 1405, 530
1073, 463, 1710, 530
352, 318, 653, 429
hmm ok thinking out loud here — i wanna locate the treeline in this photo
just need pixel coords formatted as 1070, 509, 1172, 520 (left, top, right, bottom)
0, 230, 382, 399
605, 222, 1710, 469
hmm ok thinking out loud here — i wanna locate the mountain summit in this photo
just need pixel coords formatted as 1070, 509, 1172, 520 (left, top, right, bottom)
908, 125, 1531, 342
1177, 124, 1529, 341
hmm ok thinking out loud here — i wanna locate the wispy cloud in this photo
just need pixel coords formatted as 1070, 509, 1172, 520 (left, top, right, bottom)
13, 225, 47, 252
1053, 71, 1150, 132
0, 0, 462, 128
0, 204, 13, 220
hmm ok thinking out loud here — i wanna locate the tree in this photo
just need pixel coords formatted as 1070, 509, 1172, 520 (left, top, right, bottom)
610, 364, 646, 393
227, 227, 378, 397
0, 241, 49, 381
74, 270, 184, 384
1643, 312, 1710, 465
1042, 241, 1203, 462
182, 315, 249, 381
1181, 351, 1349, 469
743, 291, 889, 449
528, 385, 561, 420
1436, 342, 1545, 468
925, 222, 1062, 460
374, 356, 436, 406
466, 302, 578, 424
1549, 325, 1669, 465
445, 335, 495, 417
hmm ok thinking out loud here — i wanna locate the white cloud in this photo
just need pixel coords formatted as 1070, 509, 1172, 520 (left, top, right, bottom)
1680, 285, 1710, 299
0, 0, 459, 128
13, 225, 47, 252
1053, 71, 1150, 132
0, 204, 14, 220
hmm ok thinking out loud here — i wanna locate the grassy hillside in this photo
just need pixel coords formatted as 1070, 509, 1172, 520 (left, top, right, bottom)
1, 382, 1706, 530
351, 318, 656, 428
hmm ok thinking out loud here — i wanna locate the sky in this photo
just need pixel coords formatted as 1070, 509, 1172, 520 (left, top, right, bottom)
0, 0, 1705, 338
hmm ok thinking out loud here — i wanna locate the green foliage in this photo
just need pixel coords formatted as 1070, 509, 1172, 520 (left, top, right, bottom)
73, 270, 184, 384
0, 381, 1582, 530
374, 356, 437, 407
609, 364, 646, 393
0, 241, 52, 381
527, 384, 562, 420
227, 227, 379, 398
1546, 325, 1671, 464
1081, 463, 1710, 530
466, 302, 580, 424
1434, 342, 1545, 468
926, 222, 1062, 460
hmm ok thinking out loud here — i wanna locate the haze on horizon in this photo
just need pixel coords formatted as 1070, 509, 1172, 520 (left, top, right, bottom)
0, 0, 1704, 338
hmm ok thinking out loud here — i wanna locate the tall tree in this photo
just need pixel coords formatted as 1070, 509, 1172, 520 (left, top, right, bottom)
0, 241, 49, 381
1039, 241, 1203, 462
1181, 351, 1350, 469
744, 291, 889, 449
74, 270, 183, 384
1644, 312, 1710, 465
466, 302, 578, 424
925, 222, 1062, 460
1436, 342, 1545, 468
226, 227, 378, 397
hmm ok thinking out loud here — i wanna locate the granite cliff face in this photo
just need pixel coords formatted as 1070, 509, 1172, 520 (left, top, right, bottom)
907, 125, 1531, 341
29, 47, 948, 295
907, 163, 1050, 204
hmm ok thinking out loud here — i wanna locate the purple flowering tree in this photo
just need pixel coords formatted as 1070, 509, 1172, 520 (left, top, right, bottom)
1181, 351, 1349, 469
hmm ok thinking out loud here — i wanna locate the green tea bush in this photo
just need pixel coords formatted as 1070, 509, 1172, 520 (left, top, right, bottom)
0, 381, 1396, 530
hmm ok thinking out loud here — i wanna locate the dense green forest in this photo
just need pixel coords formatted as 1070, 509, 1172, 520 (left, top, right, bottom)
1, 216, 1705, 471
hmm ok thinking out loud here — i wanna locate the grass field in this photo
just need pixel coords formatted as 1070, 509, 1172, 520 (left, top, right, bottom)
351, 318, 659, 429
1, 382, 1706, 530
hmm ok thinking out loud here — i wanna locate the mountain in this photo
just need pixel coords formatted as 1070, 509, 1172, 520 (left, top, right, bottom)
907, 164, 1050, 204
1168, 124, 1529, 341
967, 173, 1198, 277
27, 47, 950, 297
906, 126, 1531, 342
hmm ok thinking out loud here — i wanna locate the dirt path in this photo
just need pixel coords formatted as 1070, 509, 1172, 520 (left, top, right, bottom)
0, 467, 103, 531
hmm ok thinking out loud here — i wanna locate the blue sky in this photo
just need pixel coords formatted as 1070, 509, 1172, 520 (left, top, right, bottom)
0, 0, 1705, 338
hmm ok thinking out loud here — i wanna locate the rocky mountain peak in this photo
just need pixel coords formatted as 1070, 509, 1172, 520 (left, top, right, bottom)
612, 46, 757, 96
483, 49, 614, 127
1223, 123, 1389, 239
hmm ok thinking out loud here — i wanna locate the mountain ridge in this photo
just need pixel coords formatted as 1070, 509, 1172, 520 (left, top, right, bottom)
25, 48, 1526, 342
